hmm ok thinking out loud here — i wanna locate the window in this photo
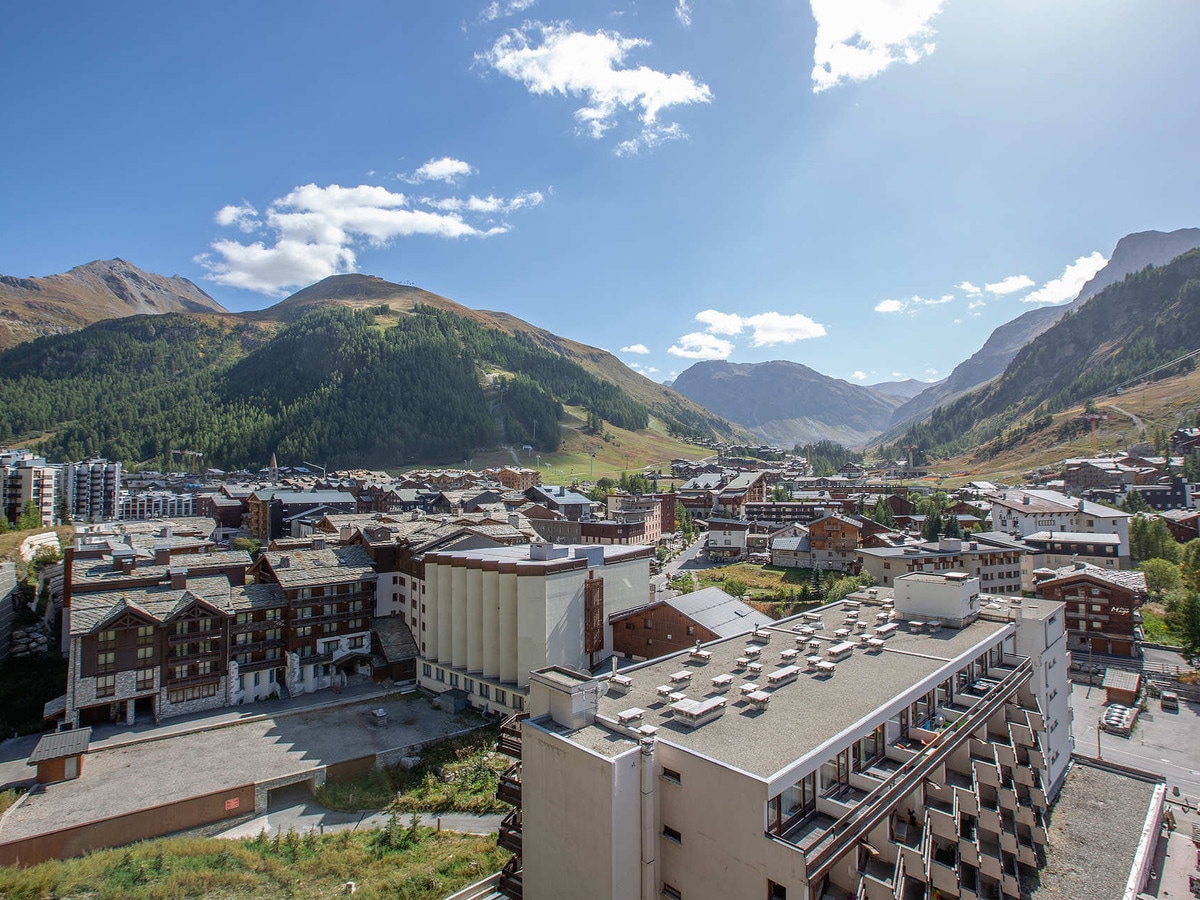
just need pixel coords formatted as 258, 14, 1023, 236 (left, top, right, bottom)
197, 660, 214, 675
661, 767, 682, 785
662, 825, 682, 845
513, 695, 524, 711
98, 630, 116, 650
236, 613, 250, 625
137, 625, 154, 645
644, 620, 653, 630
322, 641, 338, 655
422, 663, 432, 677
465, 678, 474, 694
436, 669, 445, 683
686, 626, 694, 636
168, 683, 218, 704
197, 617, 213, 632
97, 651, 115, 673
96, 674, 116, 698
296, 626, 312, 638
496, 689, 507, 705
136, 646, 153, 663
479, 683, 490, 699
136, 668, 155, 690
768, 881, 787, 900
324, 604, 337, 617
662, 885, 683, 900
348, 636, 366, 650
450, 673, 459, 688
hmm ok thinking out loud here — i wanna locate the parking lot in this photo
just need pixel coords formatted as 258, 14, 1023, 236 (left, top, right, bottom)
1069, 680, 1200, 801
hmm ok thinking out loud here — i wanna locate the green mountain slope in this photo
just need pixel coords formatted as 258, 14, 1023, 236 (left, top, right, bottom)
0, 302, 726, 469
884, 248, 1200, 460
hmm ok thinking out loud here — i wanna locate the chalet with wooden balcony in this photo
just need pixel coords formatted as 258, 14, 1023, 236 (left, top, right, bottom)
1034, 562, 1146, 658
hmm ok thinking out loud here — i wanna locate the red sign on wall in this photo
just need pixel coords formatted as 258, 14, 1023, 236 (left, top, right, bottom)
225, 797, 240, 811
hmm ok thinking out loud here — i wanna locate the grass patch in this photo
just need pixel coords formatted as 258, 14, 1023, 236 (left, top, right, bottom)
1141, 605, 1183, 646
0, 652, 68, 737
316, 727, 510, 815
0, 789, 22, 816
0, 828, 508, 900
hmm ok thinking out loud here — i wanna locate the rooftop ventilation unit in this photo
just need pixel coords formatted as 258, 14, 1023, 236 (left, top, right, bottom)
609, 673, 633, 694
670, 670, 692, 684
749, 626, 771, 644
669, 696, 727, 729
744, 645, 762, 658
767, 665, 800, 686
689, 641, 712, 662
617, 707, 646, 725
711, 673, 734, 693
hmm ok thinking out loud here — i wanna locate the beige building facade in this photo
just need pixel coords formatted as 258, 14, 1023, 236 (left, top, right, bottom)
509, 581, 1070, 900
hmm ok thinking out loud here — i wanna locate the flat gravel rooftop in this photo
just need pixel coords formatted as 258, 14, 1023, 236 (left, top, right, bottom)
581, 603, 1011, 780
1028, 760, 1161, 900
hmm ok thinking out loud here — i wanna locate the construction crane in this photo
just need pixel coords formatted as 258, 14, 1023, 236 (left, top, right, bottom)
1080, 412, 1108, 455
170, 448, 204, 474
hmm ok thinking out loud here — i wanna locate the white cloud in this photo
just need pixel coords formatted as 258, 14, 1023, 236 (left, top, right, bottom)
405, 157, 476, 184
925, 368, 939, 376
479, 22, 712, 154
851, 370, 867, 381
874, 298, 907, 313
197, 178, 540, 296
422, 191, 544, 214
743, 311, 827, 345
810, 0, 945, 93
214, 202, 260, 233
667, 332, 734, 359
480, 0, 535, 23
645, 366, 658, 374
675, 0, 693, 26
695, 309, 745, 335
967, 298, 985, 310
1019, 251, 1108, 305
621, 343, 650, 354
958, 280, 981, 295
984, 274, 1035, 295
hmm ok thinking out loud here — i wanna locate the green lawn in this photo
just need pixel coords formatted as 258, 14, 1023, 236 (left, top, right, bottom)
0, 828, 509, 900
1141, 606, 1183, 646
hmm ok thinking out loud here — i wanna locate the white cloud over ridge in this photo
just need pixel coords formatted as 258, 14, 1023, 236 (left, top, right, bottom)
197, 178, 542, 296
1020, 252, 1108, 305
874, 294, 953, 314
668, 308, 826, 359
478, 22, 712, 154
621, 343, 650, 354
984, 274, 1035, 295
810, 0, 945, 93
668, 332, 734, 360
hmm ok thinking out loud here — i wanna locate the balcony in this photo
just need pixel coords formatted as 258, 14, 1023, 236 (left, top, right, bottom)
498, 712, 528, 759
497, 762, 522, 806
498, 808, 523, 854
498, 855, 523, 900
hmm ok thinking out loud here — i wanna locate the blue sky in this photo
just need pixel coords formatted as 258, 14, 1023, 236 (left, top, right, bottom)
3, 1, 1199, 387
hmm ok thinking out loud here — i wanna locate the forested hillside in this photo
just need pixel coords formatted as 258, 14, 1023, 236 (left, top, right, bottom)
884, 249, 1200, 460
0, 304, 682, 469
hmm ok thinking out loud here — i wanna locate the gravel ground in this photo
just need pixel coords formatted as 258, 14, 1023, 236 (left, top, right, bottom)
0, 695, 479, 842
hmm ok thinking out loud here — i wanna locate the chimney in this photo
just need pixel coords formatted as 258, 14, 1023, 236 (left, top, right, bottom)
509, 513, 521, 529
169, 566, 188, 589
312, 538, 327, 551
1073, 561, 1086, 571
279, 555, 291, 568
160, 526, 172, 539
154, 545, 171, 566
1022, 496, 1030, 505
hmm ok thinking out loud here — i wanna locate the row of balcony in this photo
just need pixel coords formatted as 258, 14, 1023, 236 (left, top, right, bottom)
495, 712, 526, 900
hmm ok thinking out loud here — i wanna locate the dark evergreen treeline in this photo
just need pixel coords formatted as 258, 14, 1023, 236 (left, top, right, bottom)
0, 303, 669, 469
886, 249, 1200, 459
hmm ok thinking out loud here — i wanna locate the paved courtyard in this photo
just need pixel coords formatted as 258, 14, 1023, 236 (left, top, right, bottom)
0, 693, 480, 842
1069, 681, 1200, 802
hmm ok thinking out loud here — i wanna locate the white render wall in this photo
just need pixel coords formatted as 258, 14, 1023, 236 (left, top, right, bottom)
422, 550, 650, 690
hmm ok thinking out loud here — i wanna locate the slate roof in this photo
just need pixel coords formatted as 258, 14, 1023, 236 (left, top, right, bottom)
1040, 563, 1146, 593
260, 544, 376, 588
371, 615, 419, 663
69, 575, 251, 635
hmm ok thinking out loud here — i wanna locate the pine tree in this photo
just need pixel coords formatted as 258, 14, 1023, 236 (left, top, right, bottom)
17, 500, 41, 530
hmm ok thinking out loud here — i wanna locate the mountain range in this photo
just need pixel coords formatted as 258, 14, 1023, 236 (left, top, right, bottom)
0, 268, 738, 468
0, 258, 226, 348
673, 228, 1200, 449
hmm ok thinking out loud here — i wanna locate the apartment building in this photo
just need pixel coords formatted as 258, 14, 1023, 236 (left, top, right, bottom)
504, 577, 1070, 900
1034, 562, 1146, 658
0, 449, 60, 527
62, 458, 122, 523
705, 519, 750, 561
988, 488, 1131, 551
63, 570, 288, 727
807, 513, 864, 573
417, 542, 652, 716
858, 538, 1024, 594
610, 587, 773, 661
248, 544, 378, 696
